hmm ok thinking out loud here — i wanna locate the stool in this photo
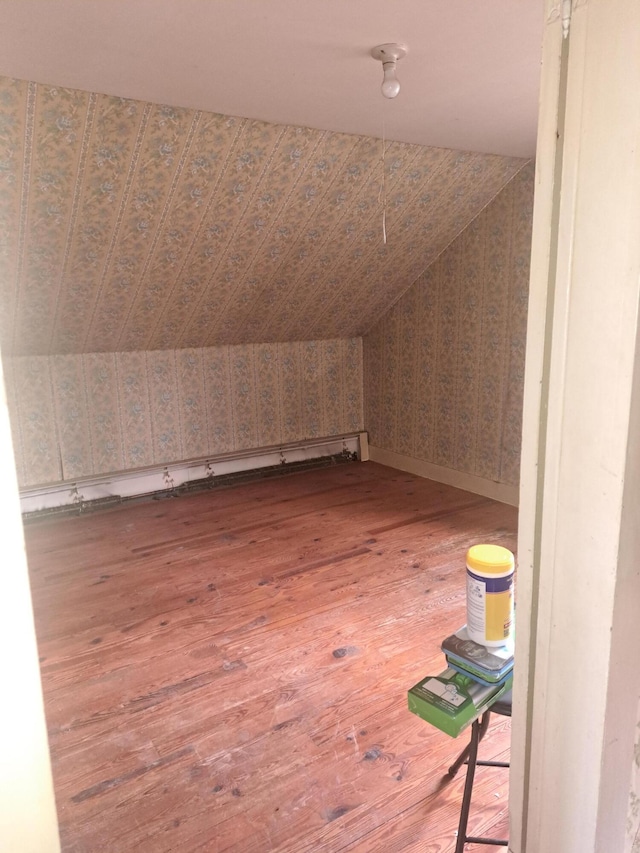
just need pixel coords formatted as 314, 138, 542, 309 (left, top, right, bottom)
447, 690, 512, 852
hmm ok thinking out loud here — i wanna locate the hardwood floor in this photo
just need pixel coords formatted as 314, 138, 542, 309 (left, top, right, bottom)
25, 461, 517, 852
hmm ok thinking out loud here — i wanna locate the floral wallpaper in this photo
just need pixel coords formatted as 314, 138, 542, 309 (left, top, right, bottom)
0, 76, 526, 357
5, 339, 363, 487
363, 163, 535, 488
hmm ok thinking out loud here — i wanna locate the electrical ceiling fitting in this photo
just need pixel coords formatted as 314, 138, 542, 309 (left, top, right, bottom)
371, 43, 409, 98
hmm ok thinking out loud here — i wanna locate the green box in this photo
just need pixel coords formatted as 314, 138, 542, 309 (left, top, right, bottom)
408, 667, 513, 737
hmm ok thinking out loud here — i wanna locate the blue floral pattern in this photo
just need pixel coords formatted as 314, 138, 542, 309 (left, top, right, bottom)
0, 77, 525, 357
6, 339, 363, 485
363, 164, 534, 488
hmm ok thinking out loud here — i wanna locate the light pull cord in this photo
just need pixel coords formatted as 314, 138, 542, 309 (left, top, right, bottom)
379, 114, 388, 245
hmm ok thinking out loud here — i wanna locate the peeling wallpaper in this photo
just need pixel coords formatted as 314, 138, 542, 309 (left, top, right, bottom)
0, 76, 526, 356
363, 163, 534, 487
4, 339, 363, 487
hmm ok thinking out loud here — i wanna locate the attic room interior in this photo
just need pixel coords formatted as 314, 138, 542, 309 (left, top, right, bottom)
2, 2, 640, 853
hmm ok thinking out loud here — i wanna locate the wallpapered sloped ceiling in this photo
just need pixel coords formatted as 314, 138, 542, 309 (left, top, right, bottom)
0, 76, 527, 357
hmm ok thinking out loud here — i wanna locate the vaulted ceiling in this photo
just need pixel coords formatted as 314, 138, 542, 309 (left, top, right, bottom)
0, 77, 527, 356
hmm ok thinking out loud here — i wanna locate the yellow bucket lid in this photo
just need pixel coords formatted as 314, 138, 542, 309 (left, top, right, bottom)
466, 544, 514, 573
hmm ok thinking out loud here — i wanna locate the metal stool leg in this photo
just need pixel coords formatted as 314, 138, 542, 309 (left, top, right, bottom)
452, 710, 509, 850
454, 716, 482, 853
448, 710, 491, 778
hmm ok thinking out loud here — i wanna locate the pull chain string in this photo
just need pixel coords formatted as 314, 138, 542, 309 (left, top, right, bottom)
380, 112, 387, 245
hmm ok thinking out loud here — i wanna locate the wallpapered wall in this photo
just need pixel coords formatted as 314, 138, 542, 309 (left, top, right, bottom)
363, 163, 534, 488
0, 76, 525, 356
4, 339, 363, 487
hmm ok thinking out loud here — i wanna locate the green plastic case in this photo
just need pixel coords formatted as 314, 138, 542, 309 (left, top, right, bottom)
408, 667, 513, 737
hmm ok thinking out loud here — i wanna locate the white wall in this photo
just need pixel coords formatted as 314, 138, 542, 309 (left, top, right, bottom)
0, 358, 60, 851
511, 1, 640, 850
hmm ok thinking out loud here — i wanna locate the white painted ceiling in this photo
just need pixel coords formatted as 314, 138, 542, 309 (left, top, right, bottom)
0, 0, 543, 157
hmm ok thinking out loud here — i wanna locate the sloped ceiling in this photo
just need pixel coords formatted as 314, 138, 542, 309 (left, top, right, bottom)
0, 77, 527, 356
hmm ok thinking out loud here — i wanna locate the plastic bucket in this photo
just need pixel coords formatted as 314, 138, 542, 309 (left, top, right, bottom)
465, 544, 514, 647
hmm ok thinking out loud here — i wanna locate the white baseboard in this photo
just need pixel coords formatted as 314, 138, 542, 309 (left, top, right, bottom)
20, 433, 366, 514
369, 446, 519, 506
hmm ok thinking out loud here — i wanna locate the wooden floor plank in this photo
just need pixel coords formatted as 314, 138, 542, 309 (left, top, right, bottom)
25, 461, 518, 852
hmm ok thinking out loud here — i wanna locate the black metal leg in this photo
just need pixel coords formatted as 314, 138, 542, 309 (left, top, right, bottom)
451, 710, 509, 850
454, 717, 482, 853
448, 711, 491, 778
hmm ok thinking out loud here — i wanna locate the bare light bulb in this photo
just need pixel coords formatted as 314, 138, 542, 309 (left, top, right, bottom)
371, 43, 408, 99
381, 61, 400, 99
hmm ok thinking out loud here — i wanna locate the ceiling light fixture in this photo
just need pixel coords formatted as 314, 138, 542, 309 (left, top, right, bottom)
371, 43, 408, 99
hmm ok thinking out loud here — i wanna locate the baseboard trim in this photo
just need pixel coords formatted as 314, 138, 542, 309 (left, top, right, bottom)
20, 433, 366, 514
369, 446, 519, 506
